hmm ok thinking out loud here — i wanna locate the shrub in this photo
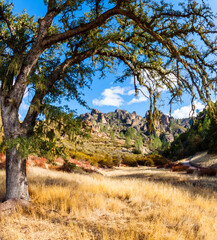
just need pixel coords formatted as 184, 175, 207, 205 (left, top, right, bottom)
119, 132, 125, 138
125, 136, 131, 148
111, 155, 120, 166
122, 155, 138, 167
136, 155, 154, 166
98, 154, 119, 168
60, 159, 77, 172
145, 154, 169, 167
149, 135, 162, 150
134, 135, 143, 152
186, 168, 194, 174
125, 128, 137, 139
110, 131, 115, 141
198, 168, 216, 177
132, 149, 142, 154
171, 164, 189, 172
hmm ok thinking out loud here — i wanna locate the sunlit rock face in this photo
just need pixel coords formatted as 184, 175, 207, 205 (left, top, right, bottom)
80, 108, 191, 143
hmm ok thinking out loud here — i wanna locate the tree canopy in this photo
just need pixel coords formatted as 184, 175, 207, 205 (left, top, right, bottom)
0, 0, 217, 134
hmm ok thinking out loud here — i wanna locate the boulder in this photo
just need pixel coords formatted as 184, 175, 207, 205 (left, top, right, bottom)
126, 117, 132, 125
131, 118, 140, 128
98, 113, 107, 124
91, 109, 102, 115
160, 114, 170, 125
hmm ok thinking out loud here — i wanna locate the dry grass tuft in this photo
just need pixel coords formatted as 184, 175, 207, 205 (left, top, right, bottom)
0, 167, 217, 240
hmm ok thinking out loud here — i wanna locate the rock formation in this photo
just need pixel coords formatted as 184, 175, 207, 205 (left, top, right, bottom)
80, 109, 191, 143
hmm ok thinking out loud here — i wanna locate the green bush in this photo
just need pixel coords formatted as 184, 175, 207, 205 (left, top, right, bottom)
149, 135, 162, 150
132, 148, 142, 154
134, 135, 143, 151
136, 155, 154, 166
125, 128, 137, 139
145, 154, 169, 166
98, 154, 119, 168
125, 136, 131, 148
122, 155, 138, 167
60, 159, 77, 172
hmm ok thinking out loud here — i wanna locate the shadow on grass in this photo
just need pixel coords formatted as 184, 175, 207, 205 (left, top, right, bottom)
112, 170, 217, 197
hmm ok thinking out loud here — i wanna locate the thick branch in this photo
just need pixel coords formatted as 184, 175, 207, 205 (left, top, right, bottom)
22, 48, 100, 130
0, 6, 15, 36
41, 5, 123, 48
8, 2, 64, 111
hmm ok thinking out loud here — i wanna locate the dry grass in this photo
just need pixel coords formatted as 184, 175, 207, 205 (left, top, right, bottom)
188, 151, 217, 169
0, 167, 217, 240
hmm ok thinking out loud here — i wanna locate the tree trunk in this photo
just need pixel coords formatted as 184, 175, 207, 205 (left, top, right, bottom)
0, 96, 30, 201
5, 147, 29, 201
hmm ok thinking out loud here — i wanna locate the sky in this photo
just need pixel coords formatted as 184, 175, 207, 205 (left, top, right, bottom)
12, 0, 217, 119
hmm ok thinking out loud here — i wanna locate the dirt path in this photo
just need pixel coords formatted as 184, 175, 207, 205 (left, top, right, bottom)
180, 151, 217, 169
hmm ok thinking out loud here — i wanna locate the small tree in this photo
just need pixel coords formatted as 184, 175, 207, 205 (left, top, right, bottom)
119, 131, 125, 138
125, 128, 137, 139
125, 136, 131, 148
110, 130, 115, 141
134, 135, 143, 152
149, 135, 162, 150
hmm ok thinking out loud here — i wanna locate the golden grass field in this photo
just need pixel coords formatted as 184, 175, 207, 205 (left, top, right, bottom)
0, 166, 217, 240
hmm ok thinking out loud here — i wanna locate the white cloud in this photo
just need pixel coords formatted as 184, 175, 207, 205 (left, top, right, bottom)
128, 93, 148, 105
92, 86, 126, 107
128, 89, 135, 96
172, 101, 205, 119
127, 87, 149, 105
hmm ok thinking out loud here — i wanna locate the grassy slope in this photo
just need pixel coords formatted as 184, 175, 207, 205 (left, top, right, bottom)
189, 151, 217, 169
0, 167, 216, 240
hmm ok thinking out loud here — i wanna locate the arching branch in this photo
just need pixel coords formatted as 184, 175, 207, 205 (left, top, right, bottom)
0, 5, 15, 36
22, 48, 101, 130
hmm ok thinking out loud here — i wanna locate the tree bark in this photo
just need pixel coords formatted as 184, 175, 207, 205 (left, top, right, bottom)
5, 147, 29, 201
0, 98, 29, 201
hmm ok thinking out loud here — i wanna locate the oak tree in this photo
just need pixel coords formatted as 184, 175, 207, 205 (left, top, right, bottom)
0, 0, 216, 201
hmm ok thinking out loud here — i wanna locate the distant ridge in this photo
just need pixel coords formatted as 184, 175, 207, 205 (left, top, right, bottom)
80, 109, 191, 143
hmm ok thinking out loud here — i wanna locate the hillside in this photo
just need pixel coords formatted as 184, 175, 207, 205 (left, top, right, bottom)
77, 109, 191, 157
164, 104, 217, 161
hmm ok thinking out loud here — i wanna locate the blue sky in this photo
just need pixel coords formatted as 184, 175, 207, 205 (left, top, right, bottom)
13, 0, 217, 119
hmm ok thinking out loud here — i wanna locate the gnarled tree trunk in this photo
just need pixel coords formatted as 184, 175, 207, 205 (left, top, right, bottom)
5, 147, 29, 201
1, 97, 30, 201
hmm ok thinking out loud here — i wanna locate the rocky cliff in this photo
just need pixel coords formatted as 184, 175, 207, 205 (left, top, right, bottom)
80, 109, 191, 143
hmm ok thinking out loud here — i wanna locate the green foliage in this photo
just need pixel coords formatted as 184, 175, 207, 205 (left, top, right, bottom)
1, 105, 90, 161
121, 153, 168, 167
125, 136, 131, 148
60, 159, 77, 172
163, 105, 217, 160
132, 149, 142, 154
122, 155, 138, 167
110, 130, 115, 141
149, 135, 162, 150
119, 131, 125, 138
101, 125, 108, 133
134, 135, 143, 151
161, 140, 169, 151
125, 128, 137, 139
